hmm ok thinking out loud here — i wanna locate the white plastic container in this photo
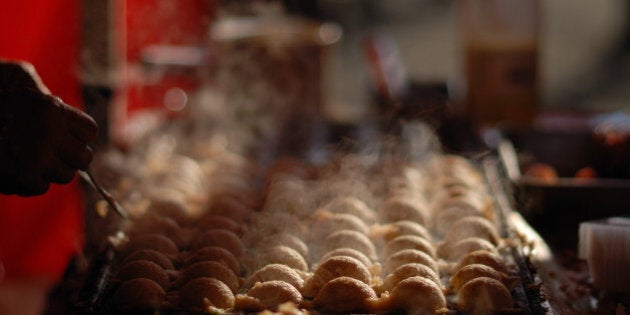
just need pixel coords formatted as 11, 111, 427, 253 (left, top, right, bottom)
579, 217, 630, 293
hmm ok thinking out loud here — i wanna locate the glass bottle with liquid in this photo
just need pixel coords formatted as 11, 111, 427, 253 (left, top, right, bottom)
458, 0, 540, 128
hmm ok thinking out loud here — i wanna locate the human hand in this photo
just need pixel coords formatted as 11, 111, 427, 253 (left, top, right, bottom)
0, 60, 50, 94
0, 73, 97, 196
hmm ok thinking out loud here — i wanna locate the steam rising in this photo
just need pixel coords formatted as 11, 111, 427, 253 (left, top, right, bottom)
86, 11, 511, 312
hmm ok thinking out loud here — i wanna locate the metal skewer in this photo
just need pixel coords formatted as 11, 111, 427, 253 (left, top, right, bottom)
80, 170, 129, 219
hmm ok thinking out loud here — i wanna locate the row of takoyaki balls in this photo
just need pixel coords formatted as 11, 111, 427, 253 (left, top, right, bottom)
105, 150, 259, 312
102, 153, 521, 314
228, 155, 520, 314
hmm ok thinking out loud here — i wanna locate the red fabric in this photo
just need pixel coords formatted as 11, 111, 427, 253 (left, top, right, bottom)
109, 0, 212, 147
125, 0, 211, 62
121, 0, 211, 114
0, 0, 83, 280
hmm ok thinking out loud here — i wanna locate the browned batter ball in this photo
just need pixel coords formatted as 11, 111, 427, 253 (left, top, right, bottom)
251, 245, 308, 272
193, 229, 245, 258
239, 280, 302, 311
184, 246, 240, 275
115, 260, 170, 289
456, 277, 514, 314
304, 256, 372, 298
122, 249, 174, 270
389, 276, 447, 315
455, 250, 510, 274
323, 230, 377, 261
123, 233, 179, 256
244, 263, 305, 292
450, 264, 519, 293
379, 263, 441, 294
176, 261, 240, 292
382, 235, 436, 258
178, 277, 235, 312
313, 276, 378, 314
111, 278, 166, 311
383, 249, 438, 274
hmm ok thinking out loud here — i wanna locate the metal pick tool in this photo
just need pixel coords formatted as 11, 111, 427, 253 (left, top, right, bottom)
80, 169, 129, 219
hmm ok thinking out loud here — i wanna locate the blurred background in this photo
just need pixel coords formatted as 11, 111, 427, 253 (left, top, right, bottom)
81, 0, 630, 134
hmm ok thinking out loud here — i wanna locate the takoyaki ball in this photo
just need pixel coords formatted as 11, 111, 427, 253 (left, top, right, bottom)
324, 230, 377, 261
304, 256, 372, 298
122, 233, 179, 256
320, 247, 382, 277
431, 204, 484, 238
115, 260, 170, 290
375, 220, 432, 242
455, 250, 510, 274
266, 156, 315, 180
313, 277, 378, 314
246, 211, 306, 239
382, 235, 436, 259
438, 187, 488, 211
389, 276, 448, 315
184, 246, 240, 275
379, 263, 441, 294
437, 154, 476, 170
111, 278, 166, 312
147, 199, 192, 226
386, 176, 418, 196
450, 264, 519, 293
383, 249, 438, 274
320, 248, 373, 270
439, 174, 478, 191
209, 178, 259, 209
311, 210, 370, 237
193, 229, 244, 258
322, 197, 377, 224
144, 188, 187, 212
438, 194, 493, 220
455, 277, 514, 315
196, 214, 245, 236
212, 146, 261, 173
236, 280, 303, 312
379, 196, 430, 225
433, 194, 483, 212
178, 277, 235, 312
244, 264, 305, 292
256, 233, 309, 259
262, 180, 311, 217
444, 216, 501, 246
122, 249, 174, 270
175, 261, 240, 292
129, 212, 184, 245
384, 168, 424, 193
391, 165, 425, 189
208, 194, 254, 223
210, 169, 253, 194
438, 155, 482, 180
252, 245, 308, 272
438, 237, 498, 262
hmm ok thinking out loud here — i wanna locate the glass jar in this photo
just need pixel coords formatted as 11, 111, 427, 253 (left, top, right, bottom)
457, 0, 540, 129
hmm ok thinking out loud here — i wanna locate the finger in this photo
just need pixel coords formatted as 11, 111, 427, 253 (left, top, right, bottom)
55, 135, 94, 170
42, 157, 76, 184
17, 61, 50, 94
16, 173, 50, 196
0, 178, 20, 195
59, 101, 98, 143
0, 61, 50, 93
